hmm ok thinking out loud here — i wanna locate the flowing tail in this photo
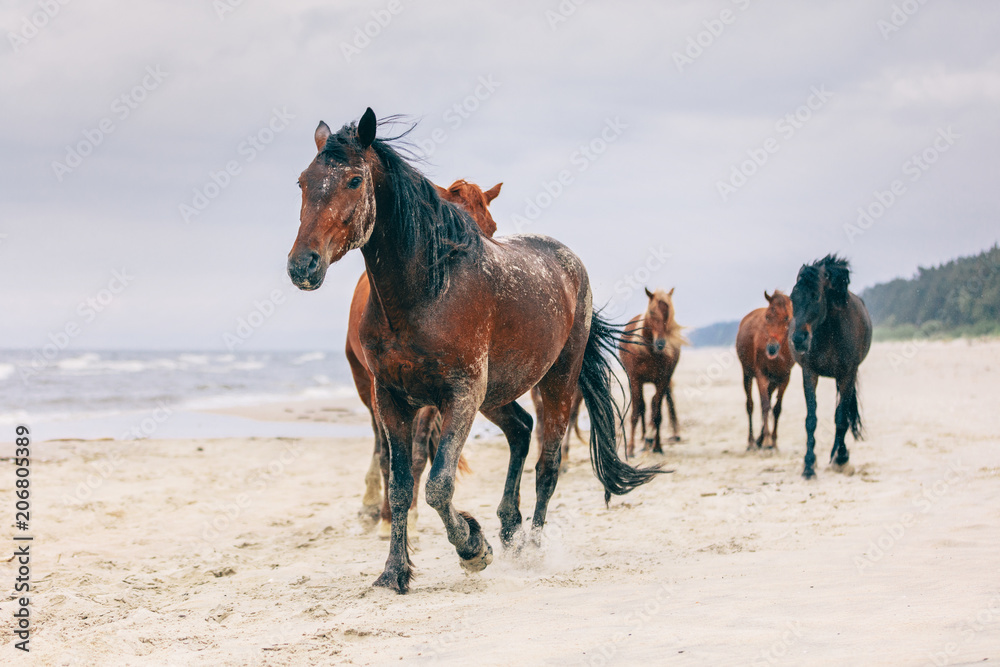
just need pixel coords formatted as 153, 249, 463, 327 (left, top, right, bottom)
580, 311, 665, 505
425, 411, 472, 475
841, 382, 864, 441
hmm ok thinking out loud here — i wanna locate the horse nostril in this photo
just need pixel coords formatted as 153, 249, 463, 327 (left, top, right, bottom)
305, 251, 320, 274
792, 331, 808, 349
766, 342, 779, 357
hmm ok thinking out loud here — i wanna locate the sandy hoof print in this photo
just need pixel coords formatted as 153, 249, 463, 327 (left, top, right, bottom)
460, 541, 494, 573
829, 462, 855, 476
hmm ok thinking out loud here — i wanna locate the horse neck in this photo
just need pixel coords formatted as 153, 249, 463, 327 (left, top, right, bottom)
359, 179, 432, 324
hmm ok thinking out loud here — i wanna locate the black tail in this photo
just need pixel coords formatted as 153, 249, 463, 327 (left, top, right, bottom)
843, 382, 864, 440
579, 311, 665, 505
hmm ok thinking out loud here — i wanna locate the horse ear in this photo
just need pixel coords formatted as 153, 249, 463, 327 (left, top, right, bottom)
484, 182, 502, 203
358, 107, 377, 149
645, 287, 654, 300
764, 290, 772, 303
668, 287, 675, 297
314, 121, 331, 152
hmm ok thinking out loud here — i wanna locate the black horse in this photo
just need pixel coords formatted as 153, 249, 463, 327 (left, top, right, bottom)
789, 255, 872, 479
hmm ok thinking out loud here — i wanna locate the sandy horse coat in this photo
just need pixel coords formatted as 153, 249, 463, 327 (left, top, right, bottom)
619, 288, 687, 455
789, 255, 872, 479
348, 180, 502, 534
287, 109, 660, 593
736, 291, 795, 450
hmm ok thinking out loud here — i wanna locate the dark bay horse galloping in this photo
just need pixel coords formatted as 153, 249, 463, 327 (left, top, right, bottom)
349, 179, 501, 537
789, 255, 872, 479
288, 109, 660, 593
736, 291, 795, 450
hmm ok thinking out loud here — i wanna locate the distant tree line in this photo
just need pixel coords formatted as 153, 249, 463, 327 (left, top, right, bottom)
860, 244, 1000, 338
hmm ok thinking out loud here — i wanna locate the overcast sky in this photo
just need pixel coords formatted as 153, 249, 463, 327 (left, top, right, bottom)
2, 0, 998, 351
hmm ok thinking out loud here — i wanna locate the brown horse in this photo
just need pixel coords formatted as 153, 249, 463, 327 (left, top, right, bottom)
789, 255, 872, 479
619, 288, 687, 456
288, 109, 661, 593
736, 291, 795, 450
348, 179, 502, 536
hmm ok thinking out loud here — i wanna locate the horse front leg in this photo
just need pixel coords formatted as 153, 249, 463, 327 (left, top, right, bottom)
649, 384, 665, 453
802, 368, 819, 479
425, 391, 493, 574
755, 372, 772, 448
371, 387, 417, 594
408, 407, 439, 533
628, 381, 645, 458
770, 377, 788, 449
482, 401, 533, 548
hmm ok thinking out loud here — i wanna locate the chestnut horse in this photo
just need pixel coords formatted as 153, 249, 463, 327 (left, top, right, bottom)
349, 180, 502, 536
619, 288, 687, 456
736, 291, 794, 450
287, 109, 661, 593
789, 255, 872, 479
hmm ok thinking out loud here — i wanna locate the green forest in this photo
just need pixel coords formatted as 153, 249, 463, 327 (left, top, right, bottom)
860, 244, 1000, 340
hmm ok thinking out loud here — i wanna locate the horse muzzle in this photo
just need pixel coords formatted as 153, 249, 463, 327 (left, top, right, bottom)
287, 250, 328, 291
653, 338, 667, 353
791, 329, 811, 354
766, 340, 780, 358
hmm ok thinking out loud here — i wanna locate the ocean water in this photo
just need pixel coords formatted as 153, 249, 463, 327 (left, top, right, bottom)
0, 349, 361, 441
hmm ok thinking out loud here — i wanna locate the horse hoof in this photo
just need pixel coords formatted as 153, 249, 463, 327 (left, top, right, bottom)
668, 435, 681, 443
802, 469, 816, 480
460, 541, 494, 573
830, 462, 855, 476
376, 518, 392, 540
372, 569, 410, 594
359, 504, 380, 524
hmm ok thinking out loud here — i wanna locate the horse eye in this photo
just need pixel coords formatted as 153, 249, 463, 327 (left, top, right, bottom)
296, 180, 303, 189
347, 176, 363, 189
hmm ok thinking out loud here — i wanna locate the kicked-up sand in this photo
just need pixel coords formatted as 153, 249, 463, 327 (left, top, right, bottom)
1, 339, 999, 665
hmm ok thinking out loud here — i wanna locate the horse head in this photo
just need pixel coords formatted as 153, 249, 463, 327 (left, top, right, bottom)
763, 290, 793, 359
434, 180, 502, 238
643, 287, 678, 354
288, 108, 379, 290
790, 255, 851, 354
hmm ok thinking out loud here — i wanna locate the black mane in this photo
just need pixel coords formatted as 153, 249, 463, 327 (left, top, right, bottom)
797, 254, 851, 307
327, 119, 484, 297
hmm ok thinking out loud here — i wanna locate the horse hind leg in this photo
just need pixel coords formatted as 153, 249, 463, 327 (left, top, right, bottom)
770, 378, 788, 449
482, 401, 533, 548
361, 416, 383, 523
830, 375, 857, 472
408, 407, 439, 534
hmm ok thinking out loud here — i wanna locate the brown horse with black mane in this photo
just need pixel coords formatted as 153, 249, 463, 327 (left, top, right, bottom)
348, 179, 502, 536
737, 291, 795, 451
288, 108, 661, 593
789, 255, 872, 479
619, 288, 687, 456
